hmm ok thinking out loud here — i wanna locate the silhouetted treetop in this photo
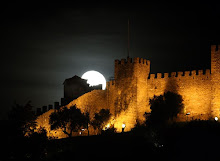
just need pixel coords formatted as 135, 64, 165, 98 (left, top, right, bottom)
49, 105, 87, 137
147, 92, 184, 125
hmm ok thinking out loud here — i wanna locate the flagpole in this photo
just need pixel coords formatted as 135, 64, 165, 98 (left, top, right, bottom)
127, 19, 130, 58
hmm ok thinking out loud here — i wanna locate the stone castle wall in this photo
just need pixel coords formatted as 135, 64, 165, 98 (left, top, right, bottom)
211, 45, 220, 117
105, 57, 150, 131
105, 61, 213, 131
67, 90, 107, 118
147, 69, 212, 120
104, 45, 220, 131
36, 45, 220, 137
36, 90, 107, 138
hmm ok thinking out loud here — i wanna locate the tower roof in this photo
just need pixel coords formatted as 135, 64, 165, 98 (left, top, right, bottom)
63, 75, 87, 85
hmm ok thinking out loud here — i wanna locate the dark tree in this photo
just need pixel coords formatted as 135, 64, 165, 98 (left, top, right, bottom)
147, 91, 184, 126
8, 101, 36, 136
91, 109, 111, 134
26, 127, 48, 160
49, 106, 87, 137
84, 112, 90, 136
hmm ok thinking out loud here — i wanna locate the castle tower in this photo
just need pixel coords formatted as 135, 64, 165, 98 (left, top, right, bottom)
211, 44, 220, 118
133, 57, 151, 122
108, 57, 150, 130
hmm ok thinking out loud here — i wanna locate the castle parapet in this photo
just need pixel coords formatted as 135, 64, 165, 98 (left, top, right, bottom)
171, 72, 176, 77
164, 73, 169, 78
211, 44, 220, 52
121, 59, 126, 65
191, 70, 196, 76
198, 70, 203, 75
134, 57, 140, 63
140, 58, 143, 64
149, 74, 155, 79
110, 80, 115, 85
107, 80, 115, 88
184, 71, 191, 76
177, 71, 183, 77
148, 68, 212, 81
115, 57, 150, 65
127, 57, 132, 63
115, 59, 120, 64
205, 69, 210, 74
157, 73, 162, 78
205, 69, 211, 78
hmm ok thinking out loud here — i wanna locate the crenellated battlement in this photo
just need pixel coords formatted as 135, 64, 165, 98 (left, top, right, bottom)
177, 71, 184, 76
114, 57, 151, 81
36, 45, 220, 138
35, 44, 220, 138
107, 80, 115, 87
211, 44, 220, 52
115, 57, 150, 65
148, 69, 211, 80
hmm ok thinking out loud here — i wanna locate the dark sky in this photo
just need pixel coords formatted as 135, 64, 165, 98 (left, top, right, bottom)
1, 2, 220, 119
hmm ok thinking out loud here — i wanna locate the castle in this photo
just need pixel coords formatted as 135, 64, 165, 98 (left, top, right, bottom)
36, 45, 220, 138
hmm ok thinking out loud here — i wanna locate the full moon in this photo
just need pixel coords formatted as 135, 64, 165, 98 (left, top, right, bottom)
81, 70, 106, 90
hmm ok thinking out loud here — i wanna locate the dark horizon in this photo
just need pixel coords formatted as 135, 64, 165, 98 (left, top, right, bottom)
1, 1, 220, 119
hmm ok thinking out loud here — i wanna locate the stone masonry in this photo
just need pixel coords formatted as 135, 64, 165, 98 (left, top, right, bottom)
36, 45, 220, 137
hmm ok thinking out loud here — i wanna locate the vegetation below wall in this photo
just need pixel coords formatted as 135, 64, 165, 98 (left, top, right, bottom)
3, 95, 220, 160
1, 120, 220, 160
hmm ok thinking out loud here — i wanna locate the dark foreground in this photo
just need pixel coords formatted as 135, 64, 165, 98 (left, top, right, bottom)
2, 120, 220, 160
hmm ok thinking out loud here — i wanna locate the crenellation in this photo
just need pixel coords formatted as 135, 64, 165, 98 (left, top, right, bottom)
150, 74, 155, 79
184, 71, 191, 76
127, 57, 132, 63
134, 57, 139, 63
148, 68, 213, 84
109, 80, 115, 85
191, 70, 196, 76
140, 58, 144, 64
147, 70, 208, 80
171, 72, 176, 77
177, 71, 183, 77
211, 44, 220, 52
164, 73, 169, 78
121, 59, 126, 65
115, 59, 120, 65
116, 57, 150, 67
205, 69, 211, 74
205, 69, 211, 79
107, 80, 115, 89
198, 70, 203, 75
157, 73, 162, 78
107, 81, 110, 87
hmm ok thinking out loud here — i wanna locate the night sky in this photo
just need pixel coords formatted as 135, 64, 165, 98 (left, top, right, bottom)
1, 2, 220, 119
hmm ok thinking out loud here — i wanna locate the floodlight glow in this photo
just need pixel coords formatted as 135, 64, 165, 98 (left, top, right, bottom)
106, 124, 110, 128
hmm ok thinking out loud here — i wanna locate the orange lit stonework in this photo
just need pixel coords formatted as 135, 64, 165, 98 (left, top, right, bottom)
36, 45, 220, 138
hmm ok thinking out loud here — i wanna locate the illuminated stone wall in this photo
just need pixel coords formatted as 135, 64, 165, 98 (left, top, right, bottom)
105, 57, 150, 131
36, 90, 107, 138
36, 45, 220, 137
105, 57, 213, 132
106, 45, 219, 131
211, 45, 220, 118
147, 70, 212, 121
67, 90, 107, 117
